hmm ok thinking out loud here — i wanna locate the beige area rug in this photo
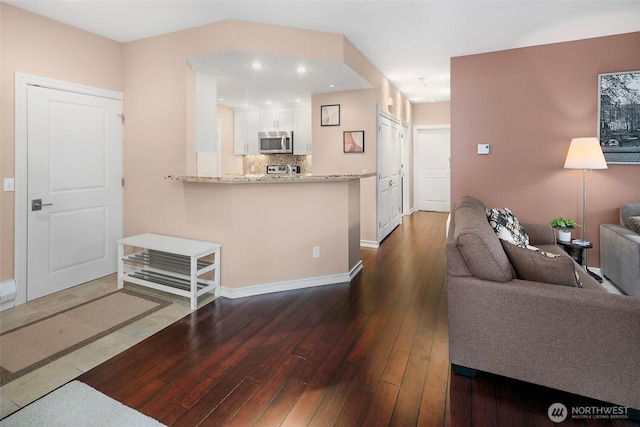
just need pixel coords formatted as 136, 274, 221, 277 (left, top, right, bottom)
0, 290, 170, 386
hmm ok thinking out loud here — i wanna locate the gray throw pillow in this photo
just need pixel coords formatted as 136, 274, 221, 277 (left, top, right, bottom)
629, 216, 640, 234
500, 239, 580, 287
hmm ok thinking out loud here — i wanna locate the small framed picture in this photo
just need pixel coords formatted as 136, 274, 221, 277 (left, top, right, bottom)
344, 130, 364, 153
321, 104, 340, 126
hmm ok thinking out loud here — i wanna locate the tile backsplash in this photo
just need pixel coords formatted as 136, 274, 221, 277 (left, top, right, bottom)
243, 154, 312, 174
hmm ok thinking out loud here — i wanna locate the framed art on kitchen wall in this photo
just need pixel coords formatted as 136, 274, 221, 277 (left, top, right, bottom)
344, 130, 364, 153
321, 104, 340, 126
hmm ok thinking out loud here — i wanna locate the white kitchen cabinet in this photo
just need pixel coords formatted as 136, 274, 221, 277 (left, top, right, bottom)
234, 106, 311, 155
293, 105, 312, 155
234, 110, 261, 155
260, 108, 293, 132
118, 233, 221, 310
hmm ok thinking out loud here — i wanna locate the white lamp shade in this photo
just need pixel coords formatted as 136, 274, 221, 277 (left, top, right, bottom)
564, 137, 608, 169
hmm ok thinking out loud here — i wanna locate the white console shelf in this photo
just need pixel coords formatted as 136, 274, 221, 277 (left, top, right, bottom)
118, 233, 221, 309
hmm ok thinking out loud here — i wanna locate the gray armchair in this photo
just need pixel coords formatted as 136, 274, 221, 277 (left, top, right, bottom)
600, 203, 640, 297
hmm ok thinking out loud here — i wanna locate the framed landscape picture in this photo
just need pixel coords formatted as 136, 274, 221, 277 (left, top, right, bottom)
598, 70, 640, 164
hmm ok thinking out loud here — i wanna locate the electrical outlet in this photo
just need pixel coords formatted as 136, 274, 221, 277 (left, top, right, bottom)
313, 246, 320, 258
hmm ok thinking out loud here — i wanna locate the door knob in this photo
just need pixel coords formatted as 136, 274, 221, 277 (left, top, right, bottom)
32, 199, 53, 211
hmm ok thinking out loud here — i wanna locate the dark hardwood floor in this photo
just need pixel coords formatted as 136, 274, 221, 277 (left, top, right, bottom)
78, 212, 638, 426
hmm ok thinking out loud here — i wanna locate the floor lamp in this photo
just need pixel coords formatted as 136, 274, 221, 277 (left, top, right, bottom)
563, 137, 608, 280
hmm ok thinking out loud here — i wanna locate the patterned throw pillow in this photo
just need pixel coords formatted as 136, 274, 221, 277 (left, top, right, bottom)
629, 216, 640, 234
486, 207, 530, 246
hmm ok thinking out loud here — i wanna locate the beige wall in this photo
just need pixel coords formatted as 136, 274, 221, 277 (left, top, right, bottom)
0, 4, 124, 281
312, 89, 378, 242
413, 101, 451, 125
451, 32, 640, 267
1, 8, 409, 289
122, 19, 393, 288
312, 89, 378, 175
343, 38, 412, 124
173, 180, 359, 291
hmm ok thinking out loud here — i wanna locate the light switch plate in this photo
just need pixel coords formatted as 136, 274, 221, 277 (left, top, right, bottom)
3, 178, 15, 192
477, 144, 490, 155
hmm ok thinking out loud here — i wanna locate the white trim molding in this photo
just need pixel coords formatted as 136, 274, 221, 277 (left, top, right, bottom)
220, 261, 363, 299
360, 240, 380, 249
0, 279, 17, 312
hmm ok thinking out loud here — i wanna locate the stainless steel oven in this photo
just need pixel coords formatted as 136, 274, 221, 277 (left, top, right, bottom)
259, 131, 293, 154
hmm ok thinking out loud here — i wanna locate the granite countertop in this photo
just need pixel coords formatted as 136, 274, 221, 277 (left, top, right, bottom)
166, 172, 376, 184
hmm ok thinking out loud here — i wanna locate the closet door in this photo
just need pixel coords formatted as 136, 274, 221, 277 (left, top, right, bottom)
377, 111, 402, 242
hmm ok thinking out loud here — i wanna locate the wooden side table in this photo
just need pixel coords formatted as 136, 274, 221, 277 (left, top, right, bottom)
556, 239, 602, 283
556, 239, 591, 265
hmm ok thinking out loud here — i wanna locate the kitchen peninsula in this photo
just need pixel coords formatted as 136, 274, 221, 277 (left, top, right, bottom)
164, 172, 374, 299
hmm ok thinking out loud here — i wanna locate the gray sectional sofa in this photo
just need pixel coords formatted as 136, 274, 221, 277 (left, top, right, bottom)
446, 196, 640, 411
600, 203, 640, 297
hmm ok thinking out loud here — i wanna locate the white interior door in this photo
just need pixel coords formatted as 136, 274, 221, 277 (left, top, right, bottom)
377, 111, 402, 242
378, 117, 392, 238
389, 121, 402, 228
416, 127, 450, 212
27, 85, 123, 300
401, 122, 411, 215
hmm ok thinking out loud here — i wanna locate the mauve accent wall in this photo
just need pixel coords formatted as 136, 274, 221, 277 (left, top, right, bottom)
451, 32, 640, 268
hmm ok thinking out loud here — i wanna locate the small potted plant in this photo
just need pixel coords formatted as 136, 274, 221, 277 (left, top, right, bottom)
549, 217, 579, 242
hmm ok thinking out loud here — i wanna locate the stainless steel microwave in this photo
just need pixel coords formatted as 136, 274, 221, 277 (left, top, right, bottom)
259, 131, 293, 154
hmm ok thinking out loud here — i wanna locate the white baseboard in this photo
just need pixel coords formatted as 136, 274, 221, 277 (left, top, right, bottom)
221, 261, 363, 299
360, 240, 380, 249
0, 279, 17, 311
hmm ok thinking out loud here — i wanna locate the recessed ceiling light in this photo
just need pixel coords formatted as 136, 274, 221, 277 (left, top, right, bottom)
329, 84, 335, 88
251, 61, 262, 70
218, 97, 224, 101
296, 66, 306, 74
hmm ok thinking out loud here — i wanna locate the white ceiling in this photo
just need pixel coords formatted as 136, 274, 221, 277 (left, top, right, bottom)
5, 1, 640, 105
188, 51, 373, 108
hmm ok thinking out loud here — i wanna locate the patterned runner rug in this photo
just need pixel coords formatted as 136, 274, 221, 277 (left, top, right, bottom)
0, 290, 169, 385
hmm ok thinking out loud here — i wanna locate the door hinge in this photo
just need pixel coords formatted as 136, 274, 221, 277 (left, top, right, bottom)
117, 114, 125, 124
121, 177, 125, 187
